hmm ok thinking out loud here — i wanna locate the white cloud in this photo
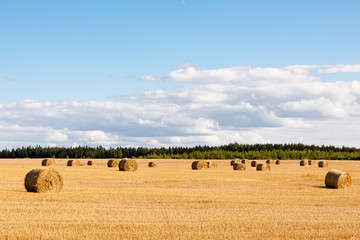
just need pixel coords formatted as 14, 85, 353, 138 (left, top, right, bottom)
1, 63, 360, 148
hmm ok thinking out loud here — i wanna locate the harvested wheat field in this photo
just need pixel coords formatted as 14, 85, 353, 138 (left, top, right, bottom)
0, 158, 359, 240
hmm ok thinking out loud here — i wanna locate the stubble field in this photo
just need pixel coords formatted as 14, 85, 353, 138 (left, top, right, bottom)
0, 158, 359, 240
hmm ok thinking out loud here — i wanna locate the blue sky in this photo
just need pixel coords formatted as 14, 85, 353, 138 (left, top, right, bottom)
1, 1, 360, 148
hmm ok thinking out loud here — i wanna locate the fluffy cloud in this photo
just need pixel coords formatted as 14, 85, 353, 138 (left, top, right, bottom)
1, 64, 360, 148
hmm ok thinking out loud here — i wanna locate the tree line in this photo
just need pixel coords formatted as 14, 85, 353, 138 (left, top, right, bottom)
0, 143, 359, 160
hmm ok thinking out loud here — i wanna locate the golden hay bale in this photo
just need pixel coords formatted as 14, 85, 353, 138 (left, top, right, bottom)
300, 159, 308, 166
308, 160, 315, 165
192, 160, 207, 170
266, 159, 274, 164
233, 163, 246, 171
24, 168, 63, 193
148, 162, 158, 167
251, 160, 258, 167
275, 160, 282, 165
325, 169, 351, 189
107, 159, 120, 167
230, 159, 240, 166
241, 159, 249, 164
67, 159, 80, 167
41, 158, 56, 166
318, 161, 328, 168
207, 161, 218, 168
119, 159, 138, 171
256, 163, 271, 171
87, 160, 96, 166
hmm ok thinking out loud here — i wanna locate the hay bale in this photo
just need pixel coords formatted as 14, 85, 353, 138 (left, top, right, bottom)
148, 162, 158, 167
67, 159, 80, 167
325, 169, 351, 189
87, 160, 96, 166
251, 160, 258, 167
318, 161, 328, 168
230, 159, 240, 166
241, 159, 248, 164
300, 159, 308, 166
107, 159, 120, 167
275, 160, 282, 165
266, 159, 274, 164
41, 158, 56, 166
192, 160, 207, 170
24, 168, 63, 193
256, 163, 271, 171
308, 160, 315, 165
119, 159, 138, 171
207, 161, 218, 168
233, 163, 246, 171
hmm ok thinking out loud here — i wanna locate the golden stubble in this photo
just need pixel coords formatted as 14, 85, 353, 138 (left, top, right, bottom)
0, 159, 359, 240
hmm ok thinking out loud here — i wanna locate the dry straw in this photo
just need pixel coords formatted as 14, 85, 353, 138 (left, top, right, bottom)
87, 160, 96, 166
148, 162, 158, 167
192, 160, 207, 170
119, 159, 138, 171
275, 160, 282, 165
251, 160, 258, 167
230, 159, 240, 166
67, 159, 80, 167
300, 159, 308, 166
325, 169, 351, 189
207, 161, 218, 168
266, 159, 274, 164
241, 159, 248, 164
233, 163, 246, 171
41, 158, 56, 166
24, 168, 63, 193
318, 161, 328, 168
107, 159, 120, 167
308, 160, 315, 165
256, 163, 271, 171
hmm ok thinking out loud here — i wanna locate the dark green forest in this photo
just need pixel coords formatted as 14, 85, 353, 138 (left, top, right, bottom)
0, 143, 359, 160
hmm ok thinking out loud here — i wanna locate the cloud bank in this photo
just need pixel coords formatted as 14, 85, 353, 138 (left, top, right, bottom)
1, 64, 360, 148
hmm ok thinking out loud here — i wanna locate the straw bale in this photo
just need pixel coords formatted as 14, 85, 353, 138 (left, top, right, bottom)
41, 159, 56, 166
300, 159, 308, 166
308, 160, 315, 165
107, 159, 120, 167
318, 161, 328, 168
192, 160, 207, 170
230, 159, 240, 166
207, 161, 218, 168
24, 168, 63, 193
256, 163, 271, 171
67, 159, 80, 167
233, 163, 246, 171
87, 160, 96, 166
266, 159, 274, 164
275, 160, 282, 165
241, 159, 248, 164
119, 159, 138, 171
251, 160, 258, 167
325, 169, 351, 189
148, 162, 158, 167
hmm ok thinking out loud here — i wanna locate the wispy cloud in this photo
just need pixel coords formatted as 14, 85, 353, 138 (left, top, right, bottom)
3, 76, 17, 82
1, 64, 360, 148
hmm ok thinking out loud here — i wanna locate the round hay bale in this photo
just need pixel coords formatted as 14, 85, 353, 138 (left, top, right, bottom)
230, 159, 240, 166
67, 159, 80, 167
266, 159, 274, 164
119, 159, 138, 171
251, 160, 258, 167
275, 160, 282, 165
233, 163, 246, 171
24, 168, 63, 193
41, 158, 56, 166
308, 160, 315, 165
256, 163, 271, 171
107, 159, 120, 167
87, 160, 96, 166
300, 159, 308, 166
241, 159, 248, 164
192, 160, 207, 170
207, 161, 218, 168
318, 161, 328, 168
148, 162, 158, 167
325, 169, 351, 189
